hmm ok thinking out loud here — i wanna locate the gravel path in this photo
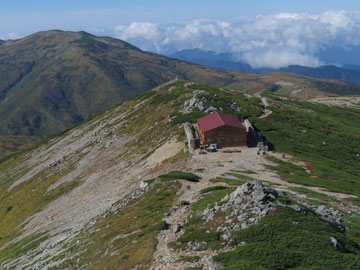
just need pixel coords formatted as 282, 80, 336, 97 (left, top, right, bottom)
150, 145, 358, 269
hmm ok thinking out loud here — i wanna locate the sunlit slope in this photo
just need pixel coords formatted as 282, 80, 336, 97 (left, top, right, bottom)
0, 81, 359, 269
1, 30, 360, 136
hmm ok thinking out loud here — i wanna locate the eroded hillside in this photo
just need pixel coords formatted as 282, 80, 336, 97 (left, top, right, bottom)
0, 81, 359, 269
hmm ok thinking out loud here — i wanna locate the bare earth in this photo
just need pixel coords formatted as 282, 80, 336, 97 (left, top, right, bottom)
150, 145, 358, 269
309, 96, 360, 108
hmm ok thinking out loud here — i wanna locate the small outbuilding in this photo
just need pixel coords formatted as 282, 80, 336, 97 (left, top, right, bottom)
197, 112, 247, 148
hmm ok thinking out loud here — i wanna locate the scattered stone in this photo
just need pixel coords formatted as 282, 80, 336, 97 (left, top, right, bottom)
181, 90, 244, 115
139, 181, 148, 191
290, 205, 306, 213
172, 224, 182, 234
314, 205, 344, 232
329, 236, 346, 252
199, 181, 278, 242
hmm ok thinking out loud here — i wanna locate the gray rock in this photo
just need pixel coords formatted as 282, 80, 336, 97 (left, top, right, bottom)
172, 224, 182, 233
205, 106, 219, 113
222, 232, 232, 241
199, 181, 280, 234
225, 219, 233, 224
290, 205, 303, 212
139, 181, 148, 190
330, 236, 346, 252
241, 222, 248, 229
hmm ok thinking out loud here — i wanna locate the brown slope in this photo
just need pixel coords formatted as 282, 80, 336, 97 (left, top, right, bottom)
0, 30, 359, 136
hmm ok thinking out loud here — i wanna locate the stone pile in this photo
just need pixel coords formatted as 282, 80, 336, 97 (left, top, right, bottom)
200, 181, 278, 240
182, 90, 243, 114
297, 202, 344, 232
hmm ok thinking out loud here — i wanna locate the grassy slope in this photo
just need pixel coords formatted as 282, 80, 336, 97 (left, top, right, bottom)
0, 136, 47, 159
251, 92, 360, 200
172, 187, 360, 270
56, 181, 181, 270
0, 30, 262, 136
0, 81, 359, 268
214, 206, 360, 270
0, 81, 263, 268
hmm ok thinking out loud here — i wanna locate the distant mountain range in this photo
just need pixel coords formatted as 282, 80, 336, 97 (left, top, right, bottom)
0, 30, 242, 136
169, 49, 274, 74
169, 48, 360, 83
1, 31, 360, 136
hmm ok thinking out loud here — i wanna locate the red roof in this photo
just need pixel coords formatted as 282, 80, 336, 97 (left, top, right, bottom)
198, 112, 246, 132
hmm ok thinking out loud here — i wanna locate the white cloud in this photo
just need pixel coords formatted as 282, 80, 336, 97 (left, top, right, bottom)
114, 22, 160, 40
0, 32, 21, 40
113, 10, 360, 68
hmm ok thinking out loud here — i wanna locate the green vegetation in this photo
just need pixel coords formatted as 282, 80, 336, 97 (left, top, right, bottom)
171, 187, 234, 251
0, 232, 49, 264
210, 178, 247, 185
0, 160, 81, 248
200, 186, 228, 194
180, 200, 191, 206
158, 171, 200, 182
214, 206, 360, 270
132, 89, 156, 101
0, 136, 48, 160
226, 172, 257, 181
192, 187, 235, 212
169, 108, 207, 126
170, 83, 263, 127
151, 89, 184, 105
55, 181, 181, 269
290, 186, 340, 203
252, 95, 360, 199
1, 75, 360, 269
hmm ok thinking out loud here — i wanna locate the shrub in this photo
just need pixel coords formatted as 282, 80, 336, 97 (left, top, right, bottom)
200, 186, 227, 194
158, 171, 200, 182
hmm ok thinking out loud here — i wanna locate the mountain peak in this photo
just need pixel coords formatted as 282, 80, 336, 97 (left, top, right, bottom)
1, 31, 360, 136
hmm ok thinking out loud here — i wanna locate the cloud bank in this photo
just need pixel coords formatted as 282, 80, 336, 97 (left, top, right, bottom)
113, 11, 360, 68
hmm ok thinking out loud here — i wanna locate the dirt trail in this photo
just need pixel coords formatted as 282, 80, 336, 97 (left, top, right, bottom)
151, 146, 358, 269
151, 180, 224, 270
259, 97, 272, 119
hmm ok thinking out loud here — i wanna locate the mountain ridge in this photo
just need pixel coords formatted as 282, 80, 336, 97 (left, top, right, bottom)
170, 48, 360, 83
1, 30, 360, 137
0, 80, 359, 269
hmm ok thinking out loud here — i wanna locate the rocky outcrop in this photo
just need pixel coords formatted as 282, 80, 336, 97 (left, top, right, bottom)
199, 180, 347, 245
298, 202, 344, 232
182, 90, 209, 113
182, 90, 244, 114
200, 181, 278, 240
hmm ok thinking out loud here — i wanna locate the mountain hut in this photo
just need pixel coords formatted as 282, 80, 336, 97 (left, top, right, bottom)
197, 112, 247, 148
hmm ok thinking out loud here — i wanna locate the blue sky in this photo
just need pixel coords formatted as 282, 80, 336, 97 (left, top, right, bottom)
2, 1, 360, 68
2, 0, 360, 30
2, 0, 360, 16
1, 0, 360, 36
